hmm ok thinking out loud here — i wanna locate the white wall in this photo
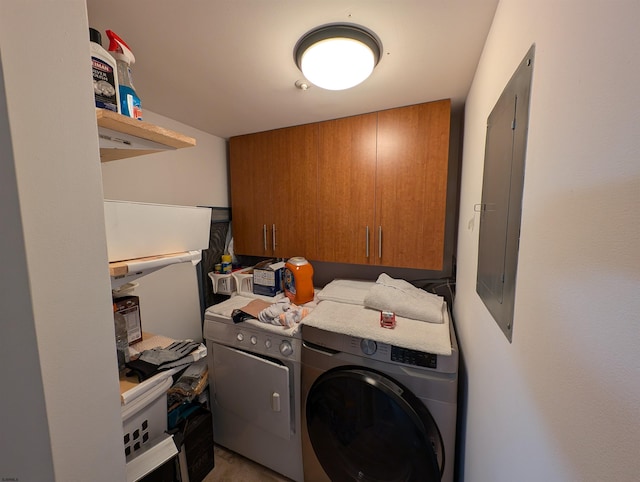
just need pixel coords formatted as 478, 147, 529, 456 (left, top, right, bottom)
0, 1, 125, 480
100, 110, 228, 207
102, 112, 228, 340
454, 1, 640, 481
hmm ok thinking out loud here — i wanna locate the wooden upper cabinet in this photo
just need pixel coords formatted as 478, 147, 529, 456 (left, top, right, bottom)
229, 133, 273, 256
317, 113, 378, 264
229, 100, 451, 270
375, 99, 451, 270
273, 124, 318, 259
229, 124, 318, 259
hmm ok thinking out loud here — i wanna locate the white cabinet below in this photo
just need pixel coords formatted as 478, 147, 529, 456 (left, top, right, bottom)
104, 201, 211, 288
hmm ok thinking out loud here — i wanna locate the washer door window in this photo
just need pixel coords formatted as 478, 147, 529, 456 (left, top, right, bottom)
307, 368, 444, 482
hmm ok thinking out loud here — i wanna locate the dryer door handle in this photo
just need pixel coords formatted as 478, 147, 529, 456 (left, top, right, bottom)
271, 392, 281, 412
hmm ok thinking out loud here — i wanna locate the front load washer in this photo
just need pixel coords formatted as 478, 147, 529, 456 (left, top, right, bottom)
203, 296, 303, 481
301, 321, 458, 482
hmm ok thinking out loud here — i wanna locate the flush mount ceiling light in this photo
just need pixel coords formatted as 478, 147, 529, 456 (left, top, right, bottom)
294, 24, 382, 91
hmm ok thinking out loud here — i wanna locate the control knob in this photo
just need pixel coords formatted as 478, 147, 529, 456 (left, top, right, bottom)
250, 335, 257, 345
360, 339, 377, 356
236, 332, 244, 342
279, 340, 293, 357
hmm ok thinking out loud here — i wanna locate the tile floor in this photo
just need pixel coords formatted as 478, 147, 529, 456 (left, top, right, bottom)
202, 444, 294, 482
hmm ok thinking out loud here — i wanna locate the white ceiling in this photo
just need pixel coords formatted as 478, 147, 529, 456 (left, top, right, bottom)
86, 0, 498, 140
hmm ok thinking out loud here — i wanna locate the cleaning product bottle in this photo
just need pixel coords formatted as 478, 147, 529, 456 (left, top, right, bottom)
90, 28, 120, 113
106, 30, 142, 120
221, 254, 232, 274
283, 257, 314, 305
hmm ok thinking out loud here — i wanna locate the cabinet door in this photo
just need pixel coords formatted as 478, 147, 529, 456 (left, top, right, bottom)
229, 124, 318, 258
317, 113, 377, 264
229, 133, 275, 256
376, 100, 450, 269
270, 123, 318, 259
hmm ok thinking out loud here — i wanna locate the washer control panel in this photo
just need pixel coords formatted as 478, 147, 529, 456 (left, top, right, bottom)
391, 346, 437, 369
302, 325, 456, 374
345, 335, 438, 369
205, 318, 302, 361
231, 328, 301, 360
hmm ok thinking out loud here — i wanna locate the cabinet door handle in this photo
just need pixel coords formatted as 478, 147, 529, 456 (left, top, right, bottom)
272, 224, 277, 250
366, 226, 370, 258
263, 224, 267, 252
378, 226, 382, 259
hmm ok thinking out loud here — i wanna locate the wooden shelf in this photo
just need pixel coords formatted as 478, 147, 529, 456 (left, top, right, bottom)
96, 109, 196, 162
109, 251, 201, 289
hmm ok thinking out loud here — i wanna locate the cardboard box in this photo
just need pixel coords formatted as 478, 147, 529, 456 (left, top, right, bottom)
253, 260, 284, 297
113, 295, 143, 345
104, 200, 211, 262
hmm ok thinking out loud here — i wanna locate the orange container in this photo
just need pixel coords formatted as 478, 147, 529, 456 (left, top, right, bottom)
283, 257, 314, 305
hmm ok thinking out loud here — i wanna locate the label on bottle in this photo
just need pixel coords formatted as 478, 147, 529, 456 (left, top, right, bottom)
284, 268, 297, 296
119, 85, 142, 120
92, 56, 118, 112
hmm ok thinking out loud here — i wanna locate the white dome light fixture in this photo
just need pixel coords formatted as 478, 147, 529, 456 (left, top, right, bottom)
294, 24, 382, 91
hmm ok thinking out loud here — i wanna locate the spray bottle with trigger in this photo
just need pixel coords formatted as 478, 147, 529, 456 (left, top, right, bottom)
106, 30, 142, 120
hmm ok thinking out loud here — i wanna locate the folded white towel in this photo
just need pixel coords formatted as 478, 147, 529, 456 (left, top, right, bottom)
302, 300, 452, 356
317, 279, 375, 305
363, 273, 444, 324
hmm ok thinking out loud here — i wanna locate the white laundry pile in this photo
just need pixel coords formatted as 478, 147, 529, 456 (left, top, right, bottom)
257, 297, 311, 328
317, 275, 445, 324
363, 273, 445, 324
308, 276, 452, 355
